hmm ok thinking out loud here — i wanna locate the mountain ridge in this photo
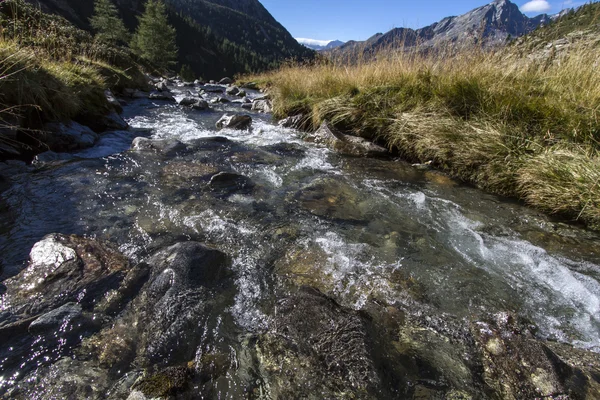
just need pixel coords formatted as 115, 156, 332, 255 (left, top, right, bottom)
330, 0, 554, 58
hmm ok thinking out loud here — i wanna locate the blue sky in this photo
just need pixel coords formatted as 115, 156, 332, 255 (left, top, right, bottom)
260, 0, 585, 42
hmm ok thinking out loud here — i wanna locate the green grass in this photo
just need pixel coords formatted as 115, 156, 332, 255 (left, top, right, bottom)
244, 6, 600, 230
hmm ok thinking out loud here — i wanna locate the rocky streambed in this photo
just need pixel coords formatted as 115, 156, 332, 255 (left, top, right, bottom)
1, 81, 600, 399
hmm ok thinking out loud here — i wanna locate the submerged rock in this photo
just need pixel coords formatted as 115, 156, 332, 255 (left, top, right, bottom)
293, 177, 370, 221
215, 114, 252, 130
208, 171, 255, 196
255, 287, 383, 398
306, 121, 389, 157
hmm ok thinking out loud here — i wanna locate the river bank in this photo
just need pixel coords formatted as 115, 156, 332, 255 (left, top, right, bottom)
243, 32, 600, 231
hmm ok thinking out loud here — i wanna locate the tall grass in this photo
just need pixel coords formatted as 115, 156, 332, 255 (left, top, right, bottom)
245, 40, 600, 229
0, 0, 149, 155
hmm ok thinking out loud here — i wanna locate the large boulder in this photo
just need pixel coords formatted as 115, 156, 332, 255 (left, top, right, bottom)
306, 121, 388, 157
1, 234, 130, 316
42, 121, 98, 152
255, 288, 382, 398
218, 77, 233, 84
215, 114, 252, 130
83, 242, 232, 369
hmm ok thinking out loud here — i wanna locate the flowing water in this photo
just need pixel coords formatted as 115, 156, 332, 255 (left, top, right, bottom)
1, 84, 600, 398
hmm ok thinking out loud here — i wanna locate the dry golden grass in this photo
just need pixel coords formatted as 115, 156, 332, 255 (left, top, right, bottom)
245, 42, 600, 229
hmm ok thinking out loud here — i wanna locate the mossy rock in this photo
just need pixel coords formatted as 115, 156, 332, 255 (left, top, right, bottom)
132, 365, 192, 398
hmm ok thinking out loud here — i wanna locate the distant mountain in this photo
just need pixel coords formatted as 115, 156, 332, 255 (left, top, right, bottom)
330, 0, 552, 59
23, 0, 314, 78
296, 38, 345, 51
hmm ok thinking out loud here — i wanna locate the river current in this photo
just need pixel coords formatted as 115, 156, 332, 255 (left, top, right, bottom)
1, 83, 600, 398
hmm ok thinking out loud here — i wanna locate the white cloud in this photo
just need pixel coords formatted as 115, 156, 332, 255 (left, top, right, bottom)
521, 0, 552, 12
295, 38, 333, 47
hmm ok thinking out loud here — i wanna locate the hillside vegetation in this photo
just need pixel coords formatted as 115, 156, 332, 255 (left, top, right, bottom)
0, 0, 147, 154
247, 3, 600, 230
23, 0, 315, 79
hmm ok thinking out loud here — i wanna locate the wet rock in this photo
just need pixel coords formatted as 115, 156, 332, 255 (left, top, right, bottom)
208, 172, 255, 196
97, 110, 129, 131
471, 312, 600, 399
132, 365, 192, 398
155, 81, 169, 92
306, 121, 389, 157
237, 90, 247, 97
105, 90, 123, 113
241, 103, 253, 110
131, 137, 187, 156
251, 99, 272, 113
216, 114, 252, 130
202, 86, 224, 93
219, 77, 233, 84
293, 177, 369, 221
43, 121, 98, 152
28, 302, 83, 334
140, 242, 231, 363
178, 97, 198, 106
2, 234, 129, 316
191, 100, 210, 110
225, 86, 239, 95
256, 287, 381, 398
210, 96, 230, 104
149, 91, 175, 102
262, 142, 306, 158
278, 114, 309, 130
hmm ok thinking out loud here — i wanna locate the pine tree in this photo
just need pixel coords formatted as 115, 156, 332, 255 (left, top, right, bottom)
131, 0, 178, 70
89, 0, 130, 45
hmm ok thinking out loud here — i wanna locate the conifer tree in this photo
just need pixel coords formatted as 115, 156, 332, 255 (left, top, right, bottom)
89, 0, 130, 45
131, 0, 178, 70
